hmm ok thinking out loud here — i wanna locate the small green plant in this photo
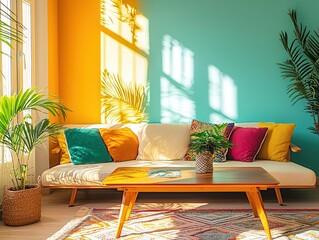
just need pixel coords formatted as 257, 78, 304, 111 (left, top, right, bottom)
189, 123, 233, 154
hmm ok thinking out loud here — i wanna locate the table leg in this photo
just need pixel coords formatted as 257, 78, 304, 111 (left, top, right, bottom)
125, 192, 138, 221
246, 192, 258, 217
249, 189, 272, 240
115, 191, 138, 238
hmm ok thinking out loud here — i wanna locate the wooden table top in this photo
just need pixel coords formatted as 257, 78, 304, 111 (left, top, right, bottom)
102, 167, 279, 187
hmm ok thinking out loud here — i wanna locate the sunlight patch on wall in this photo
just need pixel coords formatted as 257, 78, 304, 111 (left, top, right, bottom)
134, 14, 149, 53
100, 0, 149, 123
161, 35, 195, 123
100, 0, 149, 84
101, 0, 149, 53
208, 65, 238, 123
161, 77, 195, 123
101, 34, 147, 85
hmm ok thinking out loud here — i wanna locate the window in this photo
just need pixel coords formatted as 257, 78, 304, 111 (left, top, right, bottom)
0, 0, 35, 199
22, 0, 34, 90
1, 0, 34, 96
1, 0, 14, 96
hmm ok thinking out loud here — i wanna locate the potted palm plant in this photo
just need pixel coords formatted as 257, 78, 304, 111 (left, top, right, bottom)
189, 123, 233, 173
0, 88, 68, 226
0, 2, 68, 226
278, 9, 319, 136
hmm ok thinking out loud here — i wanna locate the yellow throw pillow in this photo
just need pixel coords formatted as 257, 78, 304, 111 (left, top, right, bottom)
99, 128, 139, 162
56, 133, 71, 164
256, 122, 295, 162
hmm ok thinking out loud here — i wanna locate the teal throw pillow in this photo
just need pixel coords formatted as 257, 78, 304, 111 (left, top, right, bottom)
64, 128, 112, 165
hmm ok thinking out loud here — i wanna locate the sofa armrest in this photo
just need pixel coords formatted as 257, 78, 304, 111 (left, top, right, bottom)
289, 143, 301, 153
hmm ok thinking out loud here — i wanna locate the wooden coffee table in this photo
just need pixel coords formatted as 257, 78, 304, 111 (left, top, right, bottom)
102, 167, 279, 239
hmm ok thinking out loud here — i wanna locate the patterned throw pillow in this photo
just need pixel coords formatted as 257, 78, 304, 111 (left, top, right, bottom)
184, 119, 234, 162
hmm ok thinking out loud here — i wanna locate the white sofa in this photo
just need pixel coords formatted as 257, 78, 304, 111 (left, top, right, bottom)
41, 123, 317, 206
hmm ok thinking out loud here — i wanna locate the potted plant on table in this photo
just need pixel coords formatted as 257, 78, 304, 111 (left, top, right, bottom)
0, 88, 68, 226
189, 123, 233, 173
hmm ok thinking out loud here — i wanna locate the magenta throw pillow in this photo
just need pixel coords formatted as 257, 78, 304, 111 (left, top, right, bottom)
227, 126, 268, 162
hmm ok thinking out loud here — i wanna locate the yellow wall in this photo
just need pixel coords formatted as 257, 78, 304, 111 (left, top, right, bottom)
57, 0, 101, 123
48, 0, 59, 123
48, 0, 60, 167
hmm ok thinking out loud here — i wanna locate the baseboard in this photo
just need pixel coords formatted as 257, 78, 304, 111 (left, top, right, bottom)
41, 188, 53, 195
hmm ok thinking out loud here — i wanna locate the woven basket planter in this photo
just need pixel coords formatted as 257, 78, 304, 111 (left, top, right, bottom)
195, 151, 214, 174
2, 183, 41, 226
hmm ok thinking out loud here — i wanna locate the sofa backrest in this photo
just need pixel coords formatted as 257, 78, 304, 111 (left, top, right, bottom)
59, 123, 146, 136
49, 122, 270, 167
235, 122, 258, 128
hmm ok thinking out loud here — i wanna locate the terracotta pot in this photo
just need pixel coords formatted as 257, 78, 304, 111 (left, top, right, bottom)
2, 184, 41, 226
195, 151, 214, 174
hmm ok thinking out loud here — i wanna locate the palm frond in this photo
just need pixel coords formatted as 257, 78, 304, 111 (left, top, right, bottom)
101, 70, 148, 123
0, 88, 69, 138
21, 119, 63, 153
0, 3, 24, 47
279, 9, 319, 136
307, 30, 319, 65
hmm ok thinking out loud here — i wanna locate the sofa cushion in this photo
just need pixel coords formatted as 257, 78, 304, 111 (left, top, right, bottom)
99, 127, 139, 162
56, 133, 72, 164
257, 123, 295, 162
41, 160, 316, 187
64, 128, 112, 165
184, 119, 234, 162
137, 124, 190, 160
227, 126, 268, 162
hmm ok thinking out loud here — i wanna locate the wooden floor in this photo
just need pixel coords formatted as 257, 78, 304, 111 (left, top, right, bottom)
0, 187, 318, 240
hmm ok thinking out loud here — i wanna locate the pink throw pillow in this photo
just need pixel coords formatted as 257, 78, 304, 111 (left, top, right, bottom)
227, 126, 268, 162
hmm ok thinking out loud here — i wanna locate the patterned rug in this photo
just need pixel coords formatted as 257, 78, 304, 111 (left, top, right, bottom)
48, 208, 319, 240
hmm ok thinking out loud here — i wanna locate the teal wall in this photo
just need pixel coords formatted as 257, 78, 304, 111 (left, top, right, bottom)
138, 0, 319, 175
